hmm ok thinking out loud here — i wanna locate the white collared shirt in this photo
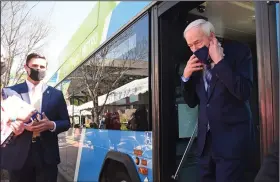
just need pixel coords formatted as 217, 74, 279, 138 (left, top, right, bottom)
26, 79, 43, 112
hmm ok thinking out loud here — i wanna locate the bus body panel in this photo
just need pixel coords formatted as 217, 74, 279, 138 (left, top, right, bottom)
75, 128, 152, 181
59, 129, 153, 181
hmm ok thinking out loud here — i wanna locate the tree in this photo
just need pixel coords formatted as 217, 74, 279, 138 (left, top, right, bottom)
70, 29, 148, 125
1, 1, 51, 86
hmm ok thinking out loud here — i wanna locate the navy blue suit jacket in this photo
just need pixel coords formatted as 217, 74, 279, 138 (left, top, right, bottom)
0, 82, 70, 170
182, 41, 254, 159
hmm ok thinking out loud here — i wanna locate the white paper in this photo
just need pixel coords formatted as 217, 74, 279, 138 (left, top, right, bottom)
1, 95, 36, 120
1, 110, 13, 145
1, 95, 36, 145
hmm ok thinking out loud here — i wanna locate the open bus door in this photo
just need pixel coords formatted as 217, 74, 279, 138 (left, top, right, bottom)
152, 3, 204, 182
152, 1, 279, 182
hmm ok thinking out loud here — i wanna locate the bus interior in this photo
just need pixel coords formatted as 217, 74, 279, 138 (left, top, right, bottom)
158, 1, 259, 181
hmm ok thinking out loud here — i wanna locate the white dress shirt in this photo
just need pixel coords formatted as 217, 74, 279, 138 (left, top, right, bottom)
26, 79, 43, 112
26, 80, 56, 132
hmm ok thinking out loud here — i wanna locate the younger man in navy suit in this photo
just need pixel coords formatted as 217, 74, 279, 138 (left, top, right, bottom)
182, 19, 254, 182
1, 53, 70, 182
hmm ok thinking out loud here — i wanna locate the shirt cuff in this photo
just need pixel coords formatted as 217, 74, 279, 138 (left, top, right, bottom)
181, 75, 190, 82
49, 121, 56, 132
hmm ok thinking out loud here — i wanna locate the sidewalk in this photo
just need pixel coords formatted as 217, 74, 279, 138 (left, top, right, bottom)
58, 165, 74, 182
0, 168, 69, 182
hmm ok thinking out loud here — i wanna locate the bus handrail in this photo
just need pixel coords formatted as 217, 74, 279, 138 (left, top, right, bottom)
171, 122, 198, 180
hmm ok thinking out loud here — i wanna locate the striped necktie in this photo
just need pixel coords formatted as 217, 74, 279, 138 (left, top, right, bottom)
205, 61, 212, 98
205, 62, 212, 131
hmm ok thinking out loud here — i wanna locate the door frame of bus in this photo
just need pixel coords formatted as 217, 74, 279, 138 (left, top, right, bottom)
151, 2, 204, 182
255, 1, 279, 160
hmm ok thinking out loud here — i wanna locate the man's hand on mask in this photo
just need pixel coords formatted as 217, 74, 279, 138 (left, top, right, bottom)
183, 55, 203, 78
209, 37, 224, 64
24, 112, 54, 133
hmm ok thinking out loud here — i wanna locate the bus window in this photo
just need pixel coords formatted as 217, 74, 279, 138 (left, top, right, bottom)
58, 13, 150, 182
65, 14, 150, 132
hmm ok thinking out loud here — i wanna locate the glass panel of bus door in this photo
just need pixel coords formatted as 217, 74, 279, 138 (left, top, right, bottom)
157, 2, 204, 182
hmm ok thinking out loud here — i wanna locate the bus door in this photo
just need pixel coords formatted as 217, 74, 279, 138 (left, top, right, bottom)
155, 1, 261, 181
156, 2, 205, 182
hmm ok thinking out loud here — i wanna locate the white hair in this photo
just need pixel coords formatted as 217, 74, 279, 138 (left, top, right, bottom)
183, 19, 215, 37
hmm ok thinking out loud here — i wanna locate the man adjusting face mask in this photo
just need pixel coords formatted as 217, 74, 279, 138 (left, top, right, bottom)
181, 19, 254, 182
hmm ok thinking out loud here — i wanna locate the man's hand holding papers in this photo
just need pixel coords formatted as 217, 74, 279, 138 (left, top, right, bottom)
1, 95, 37, 146
24, 112, 55, 133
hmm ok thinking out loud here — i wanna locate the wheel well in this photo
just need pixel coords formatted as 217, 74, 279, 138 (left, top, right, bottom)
100, 159, 130, 181
103, 159, 129, 174
98, 151, 141, 182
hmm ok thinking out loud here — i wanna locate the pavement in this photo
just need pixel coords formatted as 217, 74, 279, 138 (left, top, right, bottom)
0, 174, 67, 182
56, 128, 83, 182
58, 170, 68, 182
1, 169, 68, 182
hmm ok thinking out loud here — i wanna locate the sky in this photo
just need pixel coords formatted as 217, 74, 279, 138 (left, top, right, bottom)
26, 1, 97, 80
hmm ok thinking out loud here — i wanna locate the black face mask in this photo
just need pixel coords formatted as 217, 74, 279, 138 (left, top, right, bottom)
27, 66, 46, 81
193, 45, 210, 65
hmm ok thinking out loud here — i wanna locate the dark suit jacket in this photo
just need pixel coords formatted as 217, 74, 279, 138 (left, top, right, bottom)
182, 41, 254, 159
0, 82, 70, 170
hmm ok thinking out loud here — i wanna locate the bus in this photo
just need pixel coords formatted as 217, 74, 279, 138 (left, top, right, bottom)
48, 1, 280, 182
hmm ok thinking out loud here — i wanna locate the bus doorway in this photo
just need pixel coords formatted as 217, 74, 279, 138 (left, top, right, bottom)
157, 2, 260, 181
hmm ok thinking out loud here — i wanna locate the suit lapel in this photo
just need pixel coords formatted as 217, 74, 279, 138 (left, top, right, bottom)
206, 42, 229, 102
195, 71, 208, 100
41, 84, 51, 113
206, 53, 229, 102
19, 82, 31, 104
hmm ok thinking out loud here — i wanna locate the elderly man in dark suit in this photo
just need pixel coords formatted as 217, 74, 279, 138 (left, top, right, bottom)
1, 53, 70, 182
181, 19, 254, 182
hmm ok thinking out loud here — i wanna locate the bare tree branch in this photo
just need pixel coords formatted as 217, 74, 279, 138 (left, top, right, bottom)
1, 1, 52, 86
75, 33, 148, 125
